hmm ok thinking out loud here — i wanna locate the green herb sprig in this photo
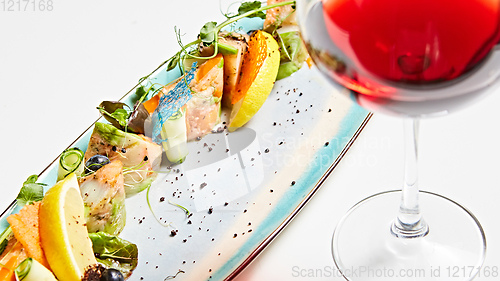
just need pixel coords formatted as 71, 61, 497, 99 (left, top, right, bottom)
138, 0, 296, 84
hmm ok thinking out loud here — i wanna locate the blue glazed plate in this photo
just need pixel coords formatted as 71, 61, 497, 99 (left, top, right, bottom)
0, 18, 370, 281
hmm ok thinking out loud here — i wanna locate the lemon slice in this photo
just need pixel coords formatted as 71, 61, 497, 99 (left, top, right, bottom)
39, 173, 97, 281
228, 30, 280, 131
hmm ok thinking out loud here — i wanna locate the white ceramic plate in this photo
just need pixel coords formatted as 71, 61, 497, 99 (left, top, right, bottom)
0, 19, 370, 281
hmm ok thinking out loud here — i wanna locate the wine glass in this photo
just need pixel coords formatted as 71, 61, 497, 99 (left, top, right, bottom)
296, 0, 500, 280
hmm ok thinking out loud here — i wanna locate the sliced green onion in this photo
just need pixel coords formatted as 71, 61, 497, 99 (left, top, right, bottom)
217, 42, 238, 55
57, 147, 84, 181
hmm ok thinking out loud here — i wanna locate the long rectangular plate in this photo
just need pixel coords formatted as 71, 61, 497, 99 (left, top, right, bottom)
0, 18, 371, 281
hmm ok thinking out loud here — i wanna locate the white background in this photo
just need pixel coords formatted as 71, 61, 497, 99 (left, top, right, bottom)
0, 0, 499, 280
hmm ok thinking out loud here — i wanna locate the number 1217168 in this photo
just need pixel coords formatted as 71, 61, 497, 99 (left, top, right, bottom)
1, 0, 53, 11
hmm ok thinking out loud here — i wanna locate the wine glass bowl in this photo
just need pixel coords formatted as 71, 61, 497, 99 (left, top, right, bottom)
296, 0, 499, 279
298, 0, 500, 117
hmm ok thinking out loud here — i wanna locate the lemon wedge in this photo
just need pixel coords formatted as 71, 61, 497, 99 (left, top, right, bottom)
228, 30, 280, 131
39, 173, 97, 281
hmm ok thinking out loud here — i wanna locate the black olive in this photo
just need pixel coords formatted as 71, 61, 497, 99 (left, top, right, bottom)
100, 268, 124, 281
85, 155, 111, 172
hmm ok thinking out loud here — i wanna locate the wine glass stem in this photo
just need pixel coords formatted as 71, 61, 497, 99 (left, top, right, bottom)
391, 118, 429, 238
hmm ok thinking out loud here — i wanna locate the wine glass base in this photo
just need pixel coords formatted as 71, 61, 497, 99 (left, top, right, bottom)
332, 190, 486, 281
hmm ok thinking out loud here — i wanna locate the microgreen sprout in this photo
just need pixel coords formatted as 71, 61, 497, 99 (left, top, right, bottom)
165, 270, 186, 280
0, 262, 15, 271
168, 200, 192, 218
146, 184, 172, 228
122, 160, 148, 173
135, 81, 164, 106
137, 1, 296, 85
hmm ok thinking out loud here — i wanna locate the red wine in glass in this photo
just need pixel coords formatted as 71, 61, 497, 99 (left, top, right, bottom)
302, 0, 500, 117
297, 0, 500, 280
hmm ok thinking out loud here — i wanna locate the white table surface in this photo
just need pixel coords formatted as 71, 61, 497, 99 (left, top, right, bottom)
1, 1, 499, 280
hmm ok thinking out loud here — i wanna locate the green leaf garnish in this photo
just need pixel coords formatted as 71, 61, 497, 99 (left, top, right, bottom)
200, 21, 218, 46
135, 85, 147, 100
16, 175, 46, 207
97, 103, 131, 128
112, 108, 130, 127
238, 1, 266, 19
166, 54, 180, 72
89, 232, 138, 276
0, 175, 45, 255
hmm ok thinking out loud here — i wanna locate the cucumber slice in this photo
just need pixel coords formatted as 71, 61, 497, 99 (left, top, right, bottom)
15, 258, 57, 281
57, 147, 84, 181
160, 108, 189, 164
